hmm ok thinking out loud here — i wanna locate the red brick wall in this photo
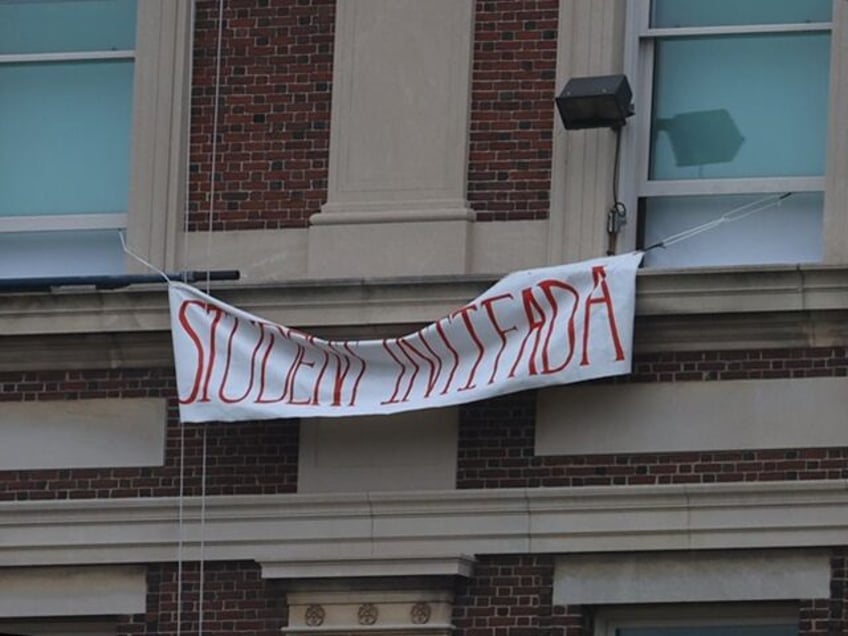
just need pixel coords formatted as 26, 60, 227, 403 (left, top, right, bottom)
189, 0, 335, 231
118, 561, 286, 635
189, 0, 561, 229
468, 0, 559, 221
457, 348, 848, 489
109, 554, 845, 636
820, 548, 848, 635
0, 369, 298, 500
800, 599, 831, 636
452, 550, 846, 636
453, 555, 563, 636
630, 347, 848, 382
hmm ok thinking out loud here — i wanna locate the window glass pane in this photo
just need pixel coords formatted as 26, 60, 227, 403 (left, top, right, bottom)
0, 60, 133, 217
0, 230, 125, 278
0, 0, 136, 55
651, 0, 832, 28
619, 627, 795, 636
650, 33, 830, 180
641, 192, 823, 268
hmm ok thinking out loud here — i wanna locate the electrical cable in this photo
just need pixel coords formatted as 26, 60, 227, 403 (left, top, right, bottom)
644, 192, 793, 252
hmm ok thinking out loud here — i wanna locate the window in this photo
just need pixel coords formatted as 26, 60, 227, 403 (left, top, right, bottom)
0, 617, 116, 636
0, 0, 191, 280
0, 0, 136, 278
596, 605, 797, 636
624, 0, 833, 268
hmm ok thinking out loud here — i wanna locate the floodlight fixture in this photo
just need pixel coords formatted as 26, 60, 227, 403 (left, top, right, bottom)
556, 74, 634, 130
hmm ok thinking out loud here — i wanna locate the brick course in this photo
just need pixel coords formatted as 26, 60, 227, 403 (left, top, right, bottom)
0, 369, 298, 501
453, 555, 561, 636
117, 561, 286, 635
188, 0, 335, 231
453, 551, 846, 636
188, 0, 562, 229
468, 0, 559, 221
457, 348, 848, 489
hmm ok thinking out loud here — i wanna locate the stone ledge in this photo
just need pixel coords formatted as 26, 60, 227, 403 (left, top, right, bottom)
262, 557, 475, 580
1, 265, 848, 367
0, 480, 845, 570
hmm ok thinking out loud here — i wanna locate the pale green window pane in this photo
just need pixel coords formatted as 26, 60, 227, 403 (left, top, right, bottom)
0, 231, 125, 278
0, 60, 133, 217
0, 0, 136, 55
651, 0, 832, 28
650, 33, 830, 181
619, 626, 795, 636
642, 192, 823, 268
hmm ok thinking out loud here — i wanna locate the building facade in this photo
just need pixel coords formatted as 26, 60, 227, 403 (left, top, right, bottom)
0, 1, 846, 635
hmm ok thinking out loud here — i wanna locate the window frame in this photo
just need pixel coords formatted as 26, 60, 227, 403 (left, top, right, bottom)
0, 617, 116, 636
0, 8, 136, 237
618, 0, 841, 263
0, 0, 192, 275
595, 603, 798, 636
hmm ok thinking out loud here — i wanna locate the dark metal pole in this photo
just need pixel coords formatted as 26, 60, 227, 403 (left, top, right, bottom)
0, 270, 240, 293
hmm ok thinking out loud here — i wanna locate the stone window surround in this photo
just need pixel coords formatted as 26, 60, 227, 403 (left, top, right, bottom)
547, 0, 848, 265
124, 0, 193, 273
0, 2, 191, 276
593, 603, 799, 636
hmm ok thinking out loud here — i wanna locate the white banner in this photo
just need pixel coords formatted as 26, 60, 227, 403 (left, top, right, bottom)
169, 252, 642, 422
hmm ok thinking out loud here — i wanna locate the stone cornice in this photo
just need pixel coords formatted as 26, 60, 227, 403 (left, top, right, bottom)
0, 481, 846, 571
1, 265, 848, 368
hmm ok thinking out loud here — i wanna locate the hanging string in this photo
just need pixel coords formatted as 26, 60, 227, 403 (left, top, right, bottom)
176, 414, 186, 636
182, 2, 199, 280
196, 427, 208, 636
644, 192, 792, 252
176, 0, 198, 628
196, 0, 225, 633
206, 0, 226, 295
118, 231, 171, 283
607, 128, 627, 255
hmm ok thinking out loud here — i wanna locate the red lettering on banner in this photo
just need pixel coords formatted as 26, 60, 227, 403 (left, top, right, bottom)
435, 319, 460, 394
381, 339, 411, 405
343, 343, 367, 406
325, 342, 351, 407
310, 337, 331, 406
200, 306, 225, 403
509, 287, 547, 377
177, 300, 207, 405
480, 293, 516, 384
396, 338, 422, 401
398, 335, 441, 399
286, 342, 316, 405
173, 254, 638, 418
176, 301, 227, 405
452, 304, 485, 391
537, 279, 579, 374
255, 326, 277, 403
281, 345, 305, 403
255, 326, 293, 404
581, 265, 625, 366
218, 318, 266, 404
416, 330, 446, 397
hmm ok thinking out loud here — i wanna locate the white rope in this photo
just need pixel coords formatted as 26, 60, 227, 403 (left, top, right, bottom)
196, 1, 225, 633
182, 1, 199, 279
177, 0, 198, 628
176, 413, 186, 636
645, 192, 792, 251
206, 0, 226, 295
198, 426, 208, 636
118, 231, 171, 283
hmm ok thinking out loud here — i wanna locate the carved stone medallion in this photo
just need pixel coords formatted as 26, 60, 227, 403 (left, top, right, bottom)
304, 604, 326, 627
410, 602, 432, 624
357, 603, 379, 625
